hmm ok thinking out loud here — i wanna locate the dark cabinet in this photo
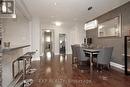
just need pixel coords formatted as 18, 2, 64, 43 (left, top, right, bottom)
0, 20, 2, 86
124, 36, 130, 75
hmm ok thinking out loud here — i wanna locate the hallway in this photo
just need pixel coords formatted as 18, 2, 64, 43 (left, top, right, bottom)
25, 55, 130, 87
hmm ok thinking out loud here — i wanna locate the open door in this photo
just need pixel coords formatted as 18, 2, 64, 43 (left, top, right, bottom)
59, 34, 66, 55
41, 30, 54, 58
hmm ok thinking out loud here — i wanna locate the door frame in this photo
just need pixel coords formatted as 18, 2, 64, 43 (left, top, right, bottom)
59, 33, 66, 54
41, 29, 54, 56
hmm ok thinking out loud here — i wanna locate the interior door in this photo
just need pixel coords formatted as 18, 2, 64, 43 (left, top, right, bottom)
42, 30, 54, 58
59, 34, 66, 54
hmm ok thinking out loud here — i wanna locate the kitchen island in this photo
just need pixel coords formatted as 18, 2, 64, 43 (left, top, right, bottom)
1, 45, 30, 87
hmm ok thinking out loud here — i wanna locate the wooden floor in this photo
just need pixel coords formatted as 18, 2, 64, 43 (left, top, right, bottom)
26, 55, 130, 87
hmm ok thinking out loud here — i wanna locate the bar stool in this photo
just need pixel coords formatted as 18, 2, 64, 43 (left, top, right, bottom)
17, 56, 28, 80
24, 52, 36, 74
12, 51, 36, 87
24, 52, 35, 63
18, 55, 33, 87
22, 52, 36, 86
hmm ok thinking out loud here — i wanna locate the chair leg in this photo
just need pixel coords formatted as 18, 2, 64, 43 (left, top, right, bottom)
72, 55, 74, 64
97, 63, 111, 72
77, 61, 80, 68
97, 63, 99, 72
100, 65, 103, 72
75, 58, 77, 63
107, 64, 110, 70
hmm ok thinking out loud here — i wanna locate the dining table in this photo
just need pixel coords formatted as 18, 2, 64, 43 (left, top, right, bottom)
83, 48, 100, 73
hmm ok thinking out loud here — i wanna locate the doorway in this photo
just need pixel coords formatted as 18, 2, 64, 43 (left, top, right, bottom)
59, 34, 66, 55
42, 30, 54, 58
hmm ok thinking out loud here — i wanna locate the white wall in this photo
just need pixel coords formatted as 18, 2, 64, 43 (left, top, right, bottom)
2, 8, 31, 87
54, 27, 70, 55
41, 25, 68, 55
2, 8, 31, 53
69, 25, 86, 44
2, 11, 86, 57
68, 24, 86, 53
41, 24, 86, 55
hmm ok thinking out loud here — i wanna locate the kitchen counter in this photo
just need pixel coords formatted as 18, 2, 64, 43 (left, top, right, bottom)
1, 44, 30, 87
0, 45, 30, 53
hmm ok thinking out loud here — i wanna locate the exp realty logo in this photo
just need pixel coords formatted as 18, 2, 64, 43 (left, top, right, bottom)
0, 0, 15, 15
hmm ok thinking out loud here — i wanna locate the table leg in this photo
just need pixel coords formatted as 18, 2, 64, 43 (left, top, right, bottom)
12, 61, 15, 78
23, 59, 26, 80
90, 53, 93, 72
90, 53, 93, 81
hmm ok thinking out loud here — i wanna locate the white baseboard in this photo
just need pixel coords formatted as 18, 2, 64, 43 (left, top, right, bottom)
110, 62, 124, 71
55, 53, 59, 55
54, 53, 71, 55
40, 54, 44, 57
32, 57, 40, 61
40, 53, 44, 56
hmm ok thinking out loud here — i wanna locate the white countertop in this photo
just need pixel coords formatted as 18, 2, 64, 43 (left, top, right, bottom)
0, 45, 30, 53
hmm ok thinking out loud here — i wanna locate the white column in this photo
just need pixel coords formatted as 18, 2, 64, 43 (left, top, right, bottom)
30, 18, 40, 60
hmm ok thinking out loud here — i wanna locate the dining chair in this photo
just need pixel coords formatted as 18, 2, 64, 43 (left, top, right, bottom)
97, 47, 113, 70
75, 46, 89, 67
71, 44, 80, 64
71, 45, 76, 64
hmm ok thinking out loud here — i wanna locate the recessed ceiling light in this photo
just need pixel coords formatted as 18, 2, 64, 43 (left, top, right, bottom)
54, 21, 62, 26
45, 30, 51, 32
12, 14, 16, 18
88, 6, 93, 11
74, 18, 78, 21
51, 16, 54, 18
54, 2, 57, 6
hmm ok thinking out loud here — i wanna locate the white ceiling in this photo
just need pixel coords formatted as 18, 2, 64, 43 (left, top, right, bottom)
22, 0, 129, 27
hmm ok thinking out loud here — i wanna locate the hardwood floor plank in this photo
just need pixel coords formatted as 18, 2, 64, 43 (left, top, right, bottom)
25, 55, 130, 87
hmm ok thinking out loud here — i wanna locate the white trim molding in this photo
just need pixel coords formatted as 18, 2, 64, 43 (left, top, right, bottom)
32, 57, 40, 61
110, 62, 124, 71
55, 53, 59, 55
15, 0, 32, 21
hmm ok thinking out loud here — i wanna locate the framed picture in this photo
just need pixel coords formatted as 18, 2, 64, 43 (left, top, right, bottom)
98, 15, 121, 37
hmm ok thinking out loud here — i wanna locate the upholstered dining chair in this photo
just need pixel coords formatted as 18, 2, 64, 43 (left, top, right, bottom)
75, 46, 89, 67
97, 47, 113, 70
71, 45, 76, 64
71, 44, 80, 64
